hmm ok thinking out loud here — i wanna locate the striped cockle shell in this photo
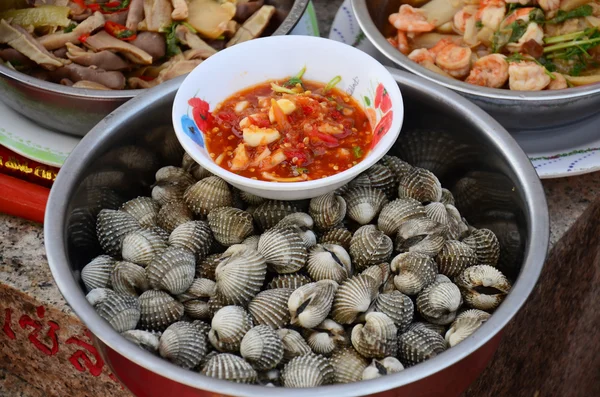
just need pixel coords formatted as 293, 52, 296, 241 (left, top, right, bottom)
331, 274, 379, 324
277, 328, 312, 363
378, 155, 412, 184
182, 152, 212, 180
201, 353, 257, 384
377, 198, 427, 236
435, 240, 478, 278
281, 353, 335, 388
455, 265, 511, 311
258, 368, 281, 387
196, 252, 222, 280
360, 263, 390, 287
96, 209, 141, 257
241, 235, 261, 251
440, 188, 455, 206
111, 261, 149, 297
258, 226, 307, 274
239, 190, 265, 206
86, 288, 140, 332
416, 278, 462, 325
240, 325, 284, 371
121, 228, 168, 266
169, 221, 213, 262
267, 273, 312, 290
81, 255, 116, 291
462, 228, 501, 267
303, 319, 348, 356
276, 213, 316, 249
288, 280, 338, 329
149, 226, 170, 241
425, 202, 467, 240
390, 252, 437, 296
331, 347, 369, 384
343, 187, 388, 225
138, 290, 184, 332
151, 166, 196, 205
183, 176, 232, 217
445, 309, 491, 347
253, 200, 301, 231
351, 312, 398, 359
306, 244, 352, 283
156, 200, 193, 233
208, 305, 253, 352
122, 329, 160, 353
215, 244, 267, 306
159, 321, 208, 369
362, 357, 404, 380
120, 196, 160, 228
405, 322, 447, 336
349, 225, 393, 272
146, 246, 196, 295
318, 227, 353, 251
395, 218, 447, 257
397, 326, 446, 367
176, 278, 216, 320
207, 207, 254, 246
81, 186, 124, 215
373, 291, 414, 331
397, 167, 442, 203
309, 193, 346, 231
248, 288, 293, 329
349, 164, 396, 199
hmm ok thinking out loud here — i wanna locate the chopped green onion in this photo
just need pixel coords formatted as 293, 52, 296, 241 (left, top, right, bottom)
544, 30, 588, 44
353, 146, 363, 158
323, 75, 342, 94
336, 103, 344, 111
64, 22, 77, 33
271, 83, 297, 95
543, 37, 600, 53
546, 5, 593, 24
284, 66, 307, 88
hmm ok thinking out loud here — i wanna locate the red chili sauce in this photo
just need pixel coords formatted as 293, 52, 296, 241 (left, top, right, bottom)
204, 78, 373, 182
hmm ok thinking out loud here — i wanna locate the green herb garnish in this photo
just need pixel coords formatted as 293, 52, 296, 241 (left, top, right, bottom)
352, 146, 363, 158
475, 20, 484, 29
64, 23, 77, 33
505, 53, 556, 79
547, 4, 593, 24
539, 56, 557, 72
323, 75, 342, 94
528, 8, 545, 24
293, 166, 308, 175
271, 83, 297, 95
336, 103, 344, 111
161, 22, 197, 58
284, 66, 306, 88
100, 0, 131, 12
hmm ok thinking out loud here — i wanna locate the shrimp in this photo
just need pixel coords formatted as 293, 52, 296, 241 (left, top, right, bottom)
502, 7, 537, 26
505, 0, 532, 4
547, 73, 568, 90
396, 30, 410, 55
506, 22, 544, 52
408, 48, 454, 78
453, 6, 478, 33
434, 42, 473, 78
465, 54, 509, 88
479, 5, 506, 31
538, 0, 560, 12
389, 5, 435, 33
508, 61, 551, 91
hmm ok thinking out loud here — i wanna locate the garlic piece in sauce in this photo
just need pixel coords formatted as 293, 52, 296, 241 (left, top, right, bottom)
243, 125, 281, 147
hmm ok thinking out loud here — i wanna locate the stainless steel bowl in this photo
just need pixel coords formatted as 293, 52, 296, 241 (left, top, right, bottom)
44, 70, 549, 397
0, 0, 309, 136
352, 0, 600, 131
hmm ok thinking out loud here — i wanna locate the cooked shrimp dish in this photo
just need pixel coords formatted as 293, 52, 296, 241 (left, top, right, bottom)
0, 0, 276, 90
387, 0, 600, 90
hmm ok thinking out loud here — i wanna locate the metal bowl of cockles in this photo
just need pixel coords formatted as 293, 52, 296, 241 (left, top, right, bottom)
0, 0, 309, 135
44, 70, 549, 397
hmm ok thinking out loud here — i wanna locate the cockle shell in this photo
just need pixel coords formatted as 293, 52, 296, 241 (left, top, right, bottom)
349, 225, 393, 272
377, 198, 426, 236
281, 353, 335, 388
258, 368, 281, 386
309, 193, 346, 231
303, 319, 348, 356
138, 290, 184, 332
82, 169, 129, 194
390, 252, 437, 296
258, 227, 307, 274
176, 278, 216, 320
120, 197, 160, 228
275, 213, 317, 249
239, 190, 265, 206
343, 187, 388, 225
146, 246, 196, 295
121, 228, 168, 266
318, 227, 353, 251
111, 261, 149, 297
373, 291, 414, 331
395, 218, 447, 257
425, 202, 467, 240
122, 330, 160, 353
253, 200, 301, 231
149, 226, 170, 241
68, 207, 100, 252
159, 321, 208, 369
207, 207, 254, 246
208, 305, 253, 352
183, 176, 233, 217
331, 274, 379, 324
156, 200, 194, 233
248, 288, 293, 329
331, 347, 369, 384
445, 309, 491, 347
214, 244, 267, 307
81, 255, 116, 291
306, 244, 352, 283
202, 353, 258, 384
362, 357, 404, 380
397, 326, 446, 367
351, 312, 398, 359
349, 164, 396, 199
455, 265, 511, 311
169, 221, 213, 262
288, 280, 338, 329
397, 167, 442, 203
277, 328, 312, 363
416, 278, 463, 325
267, 273, 312, 290
435, 240, 478, 278
86, 288, 140, 332
240, 325, 284, 370
241, 235, 261, 251
151, 166, 195, 206
81, 186, 124, 215
405, 322, 447, 336
440, 188, 455, 206
196, 253, 222, 280
182, 152, 212, 180
96, 209, 141, 257
360, 263, 390, 287
462, 229, 501, 267
379, 155, 412, 184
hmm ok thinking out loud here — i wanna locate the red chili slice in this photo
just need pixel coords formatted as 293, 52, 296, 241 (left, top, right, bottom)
78, 33, 90, 43
104, 21, 137, 41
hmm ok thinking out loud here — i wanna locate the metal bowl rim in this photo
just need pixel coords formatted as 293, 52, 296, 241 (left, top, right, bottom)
44, 70, 549, 397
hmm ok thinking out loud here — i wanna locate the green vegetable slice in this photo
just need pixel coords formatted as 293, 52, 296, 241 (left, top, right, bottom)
0, 6, 71, 28
546, 5, 593, 24
323, 75, 342, 94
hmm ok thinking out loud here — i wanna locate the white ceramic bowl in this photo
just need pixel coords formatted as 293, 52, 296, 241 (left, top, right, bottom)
172, 35, 403, 200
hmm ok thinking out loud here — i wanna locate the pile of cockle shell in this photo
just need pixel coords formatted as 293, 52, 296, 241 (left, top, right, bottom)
82, 151, 512, 387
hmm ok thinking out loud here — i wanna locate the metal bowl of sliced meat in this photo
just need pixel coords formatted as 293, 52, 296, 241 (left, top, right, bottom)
0, 0, 309, 135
